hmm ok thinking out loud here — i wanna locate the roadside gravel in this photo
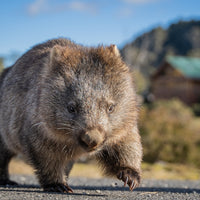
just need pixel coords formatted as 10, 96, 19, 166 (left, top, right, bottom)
0, 175, 199, 200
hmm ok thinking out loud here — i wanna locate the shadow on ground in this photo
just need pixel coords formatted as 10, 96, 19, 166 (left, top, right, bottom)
0, 184, 199, 195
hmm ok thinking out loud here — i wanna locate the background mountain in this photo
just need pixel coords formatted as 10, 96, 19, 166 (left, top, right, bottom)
120, 20, 200, 78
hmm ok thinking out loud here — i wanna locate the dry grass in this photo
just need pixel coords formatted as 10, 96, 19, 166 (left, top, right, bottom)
142, 162, 200, 180
9, 158, 200, 180
9, 159, 34, 175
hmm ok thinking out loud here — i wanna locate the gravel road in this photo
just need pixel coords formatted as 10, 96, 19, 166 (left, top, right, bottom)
0, 175, 199, 200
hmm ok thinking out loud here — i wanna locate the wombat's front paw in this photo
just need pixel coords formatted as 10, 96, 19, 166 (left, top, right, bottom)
43, 183, 73, 193
117, 168, 141, 191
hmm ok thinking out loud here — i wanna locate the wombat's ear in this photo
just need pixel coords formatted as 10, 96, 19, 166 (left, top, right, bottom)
49, 45, 79, 70
107, 45, 120, 57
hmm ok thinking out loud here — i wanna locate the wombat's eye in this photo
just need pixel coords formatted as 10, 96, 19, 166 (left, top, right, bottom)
67, 104, 76, 114
107, 104, 115, 114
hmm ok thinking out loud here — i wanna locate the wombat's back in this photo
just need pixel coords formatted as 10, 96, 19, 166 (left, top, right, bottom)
12, 38, 78, 71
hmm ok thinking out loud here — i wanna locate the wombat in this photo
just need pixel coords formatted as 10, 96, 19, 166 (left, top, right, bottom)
0, 38, 142, 193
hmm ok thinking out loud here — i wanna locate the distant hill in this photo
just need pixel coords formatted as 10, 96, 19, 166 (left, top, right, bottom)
120, 20, 200, 77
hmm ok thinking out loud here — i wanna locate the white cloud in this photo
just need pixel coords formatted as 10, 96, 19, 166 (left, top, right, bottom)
67, 1, 97, 14
118, 8, 134, 18
122, 0, 159, 4
27, 0, 98, 16
27, 0, 49, 16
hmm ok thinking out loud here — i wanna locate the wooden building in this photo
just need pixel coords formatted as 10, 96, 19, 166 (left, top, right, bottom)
151, 56, 200, 105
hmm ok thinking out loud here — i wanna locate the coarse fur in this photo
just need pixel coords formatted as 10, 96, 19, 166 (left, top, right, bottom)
0, 38, 142, 192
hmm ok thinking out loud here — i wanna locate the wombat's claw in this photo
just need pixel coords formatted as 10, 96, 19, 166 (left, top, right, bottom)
118, 171, 123, 179
124, 177, 128, 187
130, 180, 135, 191
124, 176, 138, 191
44, 183, 73, 193
130, 178, 138, 191
0, 179, 18, 186
117, 168, 140, 191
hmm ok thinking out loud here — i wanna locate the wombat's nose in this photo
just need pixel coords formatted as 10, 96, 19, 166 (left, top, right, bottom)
79, 129, 104, 150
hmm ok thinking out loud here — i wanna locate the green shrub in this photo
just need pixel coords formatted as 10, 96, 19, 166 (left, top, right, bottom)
139, 99, 200, 167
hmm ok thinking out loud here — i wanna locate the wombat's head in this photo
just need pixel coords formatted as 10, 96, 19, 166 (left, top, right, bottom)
39, 44, 138, 152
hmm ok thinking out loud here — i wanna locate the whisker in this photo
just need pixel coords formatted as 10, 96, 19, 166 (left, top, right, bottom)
57, 123, 71, 126
31, 122, 45, 129
68, 119, 85, 130
56, 122, 81, 131
56, 127, 72, 130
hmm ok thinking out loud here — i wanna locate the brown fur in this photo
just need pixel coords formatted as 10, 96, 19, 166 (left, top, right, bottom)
0, 38, 142, 192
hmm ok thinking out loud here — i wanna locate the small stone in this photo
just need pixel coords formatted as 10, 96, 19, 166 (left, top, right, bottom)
111, 182, 118, 187
83, 192, 90, 195
96, 189, 101, 193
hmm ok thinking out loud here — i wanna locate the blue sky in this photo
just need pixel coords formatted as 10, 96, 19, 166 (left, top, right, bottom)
0, 0, 200, 65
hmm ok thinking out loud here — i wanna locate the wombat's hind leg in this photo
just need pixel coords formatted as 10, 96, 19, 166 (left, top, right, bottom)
0, 137, 17, 186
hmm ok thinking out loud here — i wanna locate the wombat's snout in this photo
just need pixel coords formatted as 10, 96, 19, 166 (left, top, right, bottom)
79, 129, 104, 151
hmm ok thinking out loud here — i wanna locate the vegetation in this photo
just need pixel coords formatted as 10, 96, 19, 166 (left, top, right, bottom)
0, 57, 4, 73
139, 99, 200, 167
132, 69, 148, 94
